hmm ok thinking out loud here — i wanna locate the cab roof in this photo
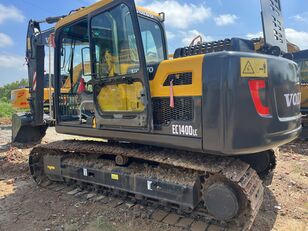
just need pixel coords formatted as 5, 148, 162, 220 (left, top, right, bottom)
293, 50, 308, 60
55, 0, 159, 30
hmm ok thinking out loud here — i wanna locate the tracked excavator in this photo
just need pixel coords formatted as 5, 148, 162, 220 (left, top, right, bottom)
12, 0, 302, 230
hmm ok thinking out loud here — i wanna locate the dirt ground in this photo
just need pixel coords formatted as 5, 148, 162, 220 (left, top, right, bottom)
0, 122, 307, 231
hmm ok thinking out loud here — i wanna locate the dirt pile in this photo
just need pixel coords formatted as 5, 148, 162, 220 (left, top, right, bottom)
0, 145, 30, 181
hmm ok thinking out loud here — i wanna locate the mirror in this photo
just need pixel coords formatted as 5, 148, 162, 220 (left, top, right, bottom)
81, 47, 91, 76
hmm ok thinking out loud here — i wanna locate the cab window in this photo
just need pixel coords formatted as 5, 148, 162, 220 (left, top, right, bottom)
90, 4, 145, 113
91, 4, 140, 78
298, 60, 308, 82
59, 20, 91, 93
58, 19, 95, 125
139, 17, 165, 65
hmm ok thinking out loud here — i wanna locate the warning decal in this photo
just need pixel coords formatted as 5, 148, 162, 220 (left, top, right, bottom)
240, 58, 268, 77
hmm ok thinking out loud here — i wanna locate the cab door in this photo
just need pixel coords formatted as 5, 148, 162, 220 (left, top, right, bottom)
89, 0, 152, 131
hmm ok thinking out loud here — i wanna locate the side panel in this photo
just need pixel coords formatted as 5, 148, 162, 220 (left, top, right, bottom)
150, 55, 204, 139
56, 125, 203, 152
150, 55, 203, 97
202, 52, 301, 155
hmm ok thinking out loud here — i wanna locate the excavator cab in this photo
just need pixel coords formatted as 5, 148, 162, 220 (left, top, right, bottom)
54, 2, 155, 130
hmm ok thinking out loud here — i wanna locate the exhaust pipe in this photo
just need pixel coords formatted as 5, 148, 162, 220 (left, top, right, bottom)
12, 113, 48, 143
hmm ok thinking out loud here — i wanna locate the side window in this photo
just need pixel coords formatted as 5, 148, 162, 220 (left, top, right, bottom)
60, 22, 91, 93
299, 60, 308, 82
44, 46, 54, 88
58, 20, 95, 124
91, 4, 140, 77
139, 17, 164, 65
142, 31, 157, 63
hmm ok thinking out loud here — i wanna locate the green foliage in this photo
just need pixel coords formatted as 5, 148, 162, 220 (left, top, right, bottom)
0, 79, 28, 101
0, 101, 14, 118
1, 97, 8, 103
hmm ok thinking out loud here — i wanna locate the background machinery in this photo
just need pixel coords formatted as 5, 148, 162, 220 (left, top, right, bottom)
293, 50, 308, 139
11, 74, 52, 111
12, 0, 302, 230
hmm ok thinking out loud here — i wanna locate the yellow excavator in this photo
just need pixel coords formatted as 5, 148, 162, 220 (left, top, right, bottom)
293, 50, 308, 139
11, 0, 302, 230
11, 74, 53, 111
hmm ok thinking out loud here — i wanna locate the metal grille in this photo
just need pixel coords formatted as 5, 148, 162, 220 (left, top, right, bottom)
59, 93, 79, 119
152, 97, 193, 126
163, 72, 192, 86
174, 39, 232, 58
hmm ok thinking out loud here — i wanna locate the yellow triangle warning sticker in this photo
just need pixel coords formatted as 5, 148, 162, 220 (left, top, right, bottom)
243, 61, 255, 74
241, 58, 268, 78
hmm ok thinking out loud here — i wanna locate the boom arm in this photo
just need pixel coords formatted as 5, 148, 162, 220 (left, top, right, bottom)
26, 20, 54, 126
12, 16, 64, 143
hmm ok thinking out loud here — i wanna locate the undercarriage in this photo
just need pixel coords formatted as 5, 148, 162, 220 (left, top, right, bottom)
29, 140, 276, 231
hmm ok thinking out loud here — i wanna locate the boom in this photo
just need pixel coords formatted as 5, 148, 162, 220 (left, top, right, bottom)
12, 16, 63, 142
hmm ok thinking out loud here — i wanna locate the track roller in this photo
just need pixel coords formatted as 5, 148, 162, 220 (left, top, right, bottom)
115, 154, 129, 166
203, 183, 240, 220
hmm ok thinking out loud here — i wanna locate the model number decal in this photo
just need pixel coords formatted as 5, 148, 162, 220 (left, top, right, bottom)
172, 125, 198, 137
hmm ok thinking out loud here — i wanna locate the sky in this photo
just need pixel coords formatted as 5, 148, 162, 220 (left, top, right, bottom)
0, 0, 308, 86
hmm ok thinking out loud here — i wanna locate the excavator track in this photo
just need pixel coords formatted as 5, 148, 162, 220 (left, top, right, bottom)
29, 140, 268, 231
